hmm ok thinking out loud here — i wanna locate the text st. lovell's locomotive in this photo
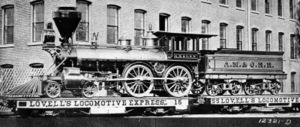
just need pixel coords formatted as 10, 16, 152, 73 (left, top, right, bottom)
42, 7, 286, 99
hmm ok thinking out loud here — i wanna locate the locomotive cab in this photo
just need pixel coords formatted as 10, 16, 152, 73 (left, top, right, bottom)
154, 31, 217, 60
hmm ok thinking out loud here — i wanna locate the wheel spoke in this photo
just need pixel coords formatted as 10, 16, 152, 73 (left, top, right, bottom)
130, 83, 138, 90
133, 69, 138, 76
140, 83, 146, 92
169, 84, 177, 91
128, 73, 135, 77
140, 68, 145, 76
126, 81, 135, 86
166, 81, 176, 86
132, 84, 138, 93
179, 69, 184, 76
172, 85, 178, 92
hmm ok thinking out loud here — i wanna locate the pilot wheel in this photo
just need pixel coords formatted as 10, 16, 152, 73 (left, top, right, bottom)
122, 64, 154, 97
44, 81, 61, 98
82, 82, 97, 98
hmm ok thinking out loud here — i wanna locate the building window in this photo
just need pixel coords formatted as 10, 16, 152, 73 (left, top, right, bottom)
134, 9, 146, 46
219, 0, 227, 5
0, 8, 2, 45
181, 17, 191, 33
266, 30, 271, 51
107, 5, 120, 44
236, 0, 242, 8
159, 13, 169, 31
220, 23, 227, 48
290, 34, 296, 59
251, 0, 258, 11
76, 1, 90, 42
2, 5, 14, 45
32, 1, 44, 42
201, 20, 210, 50
290, 0, 295, 19
278, 32, 284, 51
265, 0, 271, 14
251, 28, 258, 51
278, 0, 283, 16
236, 26, 243, 50
291, 72, 296, 92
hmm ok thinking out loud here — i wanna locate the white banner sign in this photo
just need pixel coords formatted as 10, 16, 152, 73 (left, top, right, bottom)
17, 98, 188, 109
210, 96, 300, 105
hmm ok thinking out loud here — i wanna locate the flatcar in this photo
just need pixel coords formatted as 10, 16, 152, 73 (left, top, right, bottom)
41, 7, 286, 99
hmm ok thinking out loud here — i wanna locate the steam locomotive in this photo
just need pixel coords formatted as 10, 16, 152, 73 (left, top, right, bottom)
42, 7, 286, 98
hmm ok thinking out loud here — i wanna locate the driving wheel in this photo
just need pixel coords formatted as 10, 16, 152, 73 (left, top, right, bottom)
122, 64, 154, 97
163, 66, 192, 97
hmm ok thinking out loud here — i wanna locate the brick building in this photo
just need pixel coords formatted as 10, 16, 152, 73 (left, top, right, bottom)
0, 0, 299, 93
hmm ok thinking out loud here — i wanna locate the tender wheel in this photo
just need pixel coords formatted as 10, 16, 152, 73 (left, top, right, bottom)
270, 81, 281, 95
206, 83, 223, 96
163, 66, 192, 97
229, 81, 242, 95
82, 82, 97, 98
44, 81, 61, 98
192, 81, 205, 95
244, 82, 263, 95
123, 64, 154, 97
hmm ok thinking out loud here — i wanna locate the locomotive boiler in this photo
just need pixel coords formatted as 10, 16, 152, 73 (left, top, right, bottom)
41, 7, 286, 99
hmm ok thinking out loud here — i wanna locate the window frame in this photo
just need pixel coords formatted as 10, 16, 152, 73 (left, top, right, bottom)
159, 13, 170, 32
265, 30, 271, 51
278, 0, 283, 17
2, 5, 14, 45
278, 32, 284, 51
289, 0, 295, 19
265, 0, 271, 14
107, 5, 120, 44
219, 0, 228, 5
251, 28, 258, 51
291, 72, 296, 93
181, 17, 191, 33
251, 0, 258, 11
76, 0, 90, 42
290, 34, 296, 59
219, 23, 227, 48
201, 20, 210, 50
236, 0, 243, 8
31, 1, 44, 43
134, 9, 146, 46
236, 26, 243, 50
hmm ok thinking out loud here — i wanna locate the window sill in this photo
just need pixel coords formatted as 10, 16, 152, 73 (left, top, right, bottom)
201, 0, 212, 4
75, 41, 91, 45
290, 59, 300, 61
0, 44, 14, 48
289, 19, 297, 23
265, 14, 273, 17
27, 42, 43, 46
236, 7, 245, 11
219, 4, 229, 8
251, 11, 260, 14
278, 16, 285, 20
